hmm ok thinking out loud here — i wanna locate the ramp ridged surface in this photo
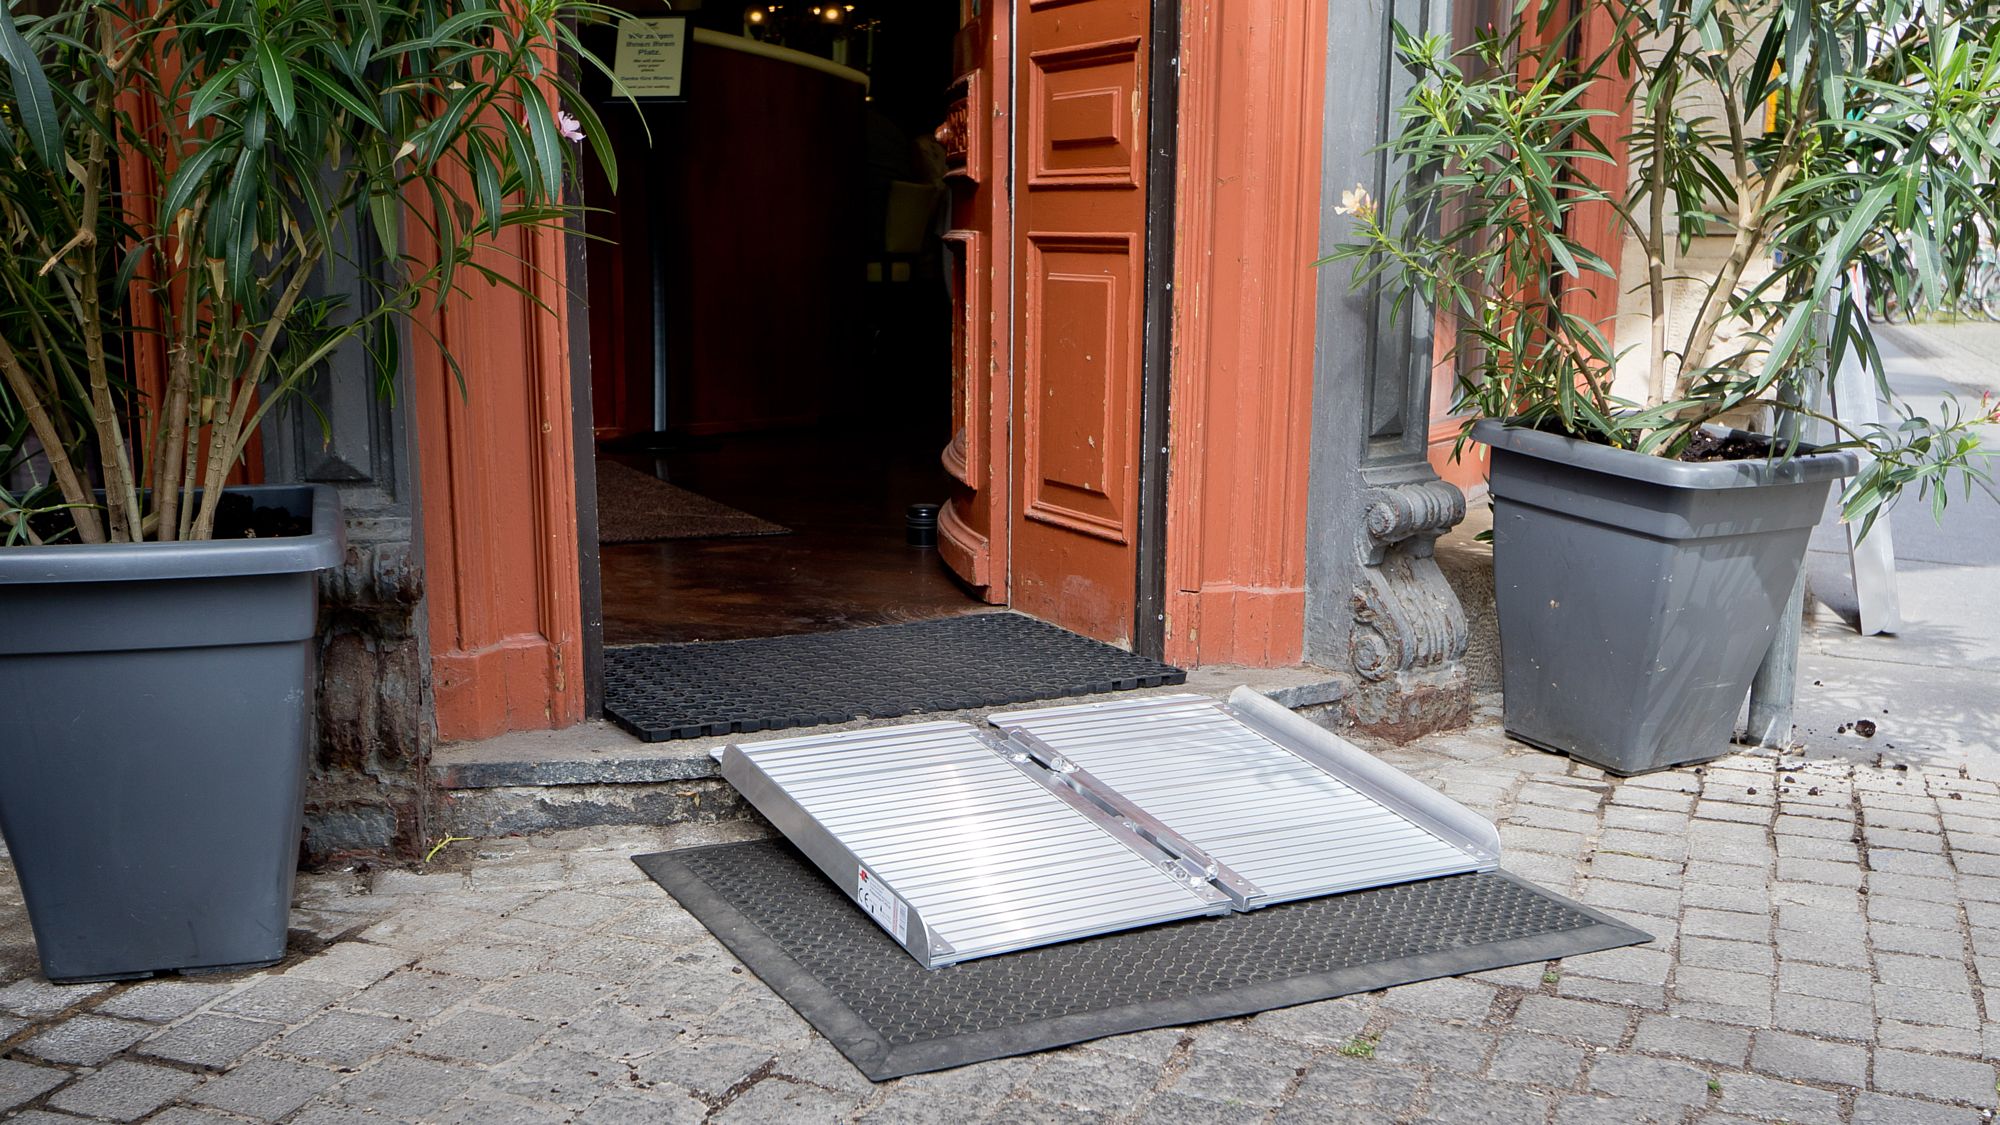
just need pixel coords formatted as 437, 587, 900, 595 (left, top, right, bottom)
992, 695, 1483, 903
634, 840, 1650, 1081
728, 723, 1222, 962
605, 613, 1184, 741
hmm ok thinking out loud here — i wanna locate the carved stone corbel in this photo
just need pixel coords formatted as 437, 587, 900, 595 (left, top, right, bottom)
1346, 478, 1472, 740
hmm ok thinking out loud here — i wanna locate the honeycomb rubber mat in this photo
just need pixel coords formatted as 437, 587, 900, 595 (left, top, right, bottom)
603, 612, 1185, 741
633, 840, 1651, 1081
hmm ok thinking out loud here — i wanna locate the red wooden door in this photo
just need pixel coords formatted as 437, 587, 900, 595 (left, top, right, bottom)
937, 1, 1013, 602
1009, 0, 1151, 645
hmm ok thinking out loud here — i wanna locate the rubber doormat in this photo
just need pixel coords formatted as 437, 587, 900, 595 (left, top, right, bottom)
633, 840, 1651, 1081
604, 613, 1184, 741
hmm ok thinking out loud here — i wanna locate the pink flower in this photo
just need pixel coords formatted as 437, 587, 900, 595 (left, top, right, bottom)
557, 111, 585, 144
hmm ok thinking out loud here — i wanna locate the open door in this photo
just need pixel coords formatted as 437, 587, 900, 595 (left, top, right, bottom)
936, 2, 1012, 603
1009, 0, 1152, 645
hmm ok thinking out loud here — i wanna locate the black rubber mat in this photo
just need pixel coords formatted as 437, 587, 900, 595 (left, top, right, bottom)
633, 840, 1650, 1081
604, 612, 1184, 741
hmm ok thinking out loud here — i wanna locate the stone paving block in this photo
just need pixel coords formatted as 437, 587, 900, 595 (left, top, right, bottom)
93, 980, 232, 1023
577, 1087, 710, 1124
358, 906, 493, 951
1567, 945, 1671, 987
21, 1014, 151, 1064
987, 1095, 1111, 1124
1244, 996, 1372, 1048
1674, 966, 1773, 1007
480, 972, 618, 1019
1693, 801, 1768, 825
1598, 806, 1685, 835
1774, 814, 1853, 839
138, 1013, 284, 1069
1875, 950, 1971, 992
1122, 1089, 1255, 1125
1519, 784, 1607, 813
429, 1091, 573, 1124
1872, 828, 1950, 854
488, 1042, 626, 1109
1678, 936, 1774, 975
1376, 977, 1498, 1021
1774, 925, 1872, 968
1714, 1074, 1843, 1122
553, 934, 677, 980
1575, 879, 1680, 917
1950, 850, 2000, 877
189, 1056, 342, 1120
630, 1036, 773, 1097
1486, 1033, 1585, 1087
46, 1059, 200, 1122
1872, 916, 1968, 948
405, 1009, 547, 1067
855, 1089, 992, 1125
1285, 1055, 1423, 1117
0, 978, 110, 1019
1418, 1074, 1555, 1124
1872, 1049, 1999, 1107
1684, 861, 1770, 889
1371, 1017, 1495, 1075
1865, 809, 1942, 833
542, 1003, 688, 1062
1876, 1019, 1983, 1056
1599, 829, 1688, 863
1557, 975, 1665, 1009
1682, 881, 1771, 915
1586, 853, 1681, 888
619, 947, 753, 1016
332, 1052, 478, 1119
1852, 1091, 1984, 1125
1504, 851, 1584, 889
417, 939, 550, 982
1867, 891, 1963, 930
1776, 961, 1871, 1002
886, 1052, 1037, 1105
1586, 1054, 1714, 1105
1775, 834, 1858, 862
209, 976, 351, 1024
1776, 856, 1864, 888
1874, 982, 1979, 1029
1631, 1014, 1750, 1067
1512, 996, 1630, 1046
507, 890, 636, 931
1869, 849, 1955, 878
1749, 1029, 1867, 1086
1611, 788, 1694, 814
0, 1057, 70, 1111
283, 941, 414, 989
275, 1009, 412, 1067
1171, 1036, 1309, 1108
603, 901, 715, 947
697, 993, 816, 1049
1552, 1094, 1687, 1124
1499, 825, 1592, 857
1020, 1047, 1163, 1114
1772, 992, 1874, 1040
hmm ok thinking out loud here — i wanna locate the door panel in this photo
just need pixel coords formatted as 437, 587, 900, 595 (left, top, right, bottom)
1011, 0, 1150, 645
937, 4, 1010, 601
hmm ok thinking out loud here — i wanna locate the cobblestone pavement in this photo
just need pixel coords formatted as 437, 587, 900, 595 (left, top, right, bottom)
1, 711, 1997, 1124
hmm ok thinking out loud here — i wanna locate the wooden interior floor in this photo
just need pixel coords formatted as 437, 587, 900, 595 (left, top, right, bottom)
597, 428, 989, 645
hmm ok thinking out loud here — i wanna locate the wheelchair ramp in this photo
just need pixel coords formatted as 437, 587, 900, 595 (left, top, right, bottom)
713, 722, 1232, 968
714, 687, 1500, 969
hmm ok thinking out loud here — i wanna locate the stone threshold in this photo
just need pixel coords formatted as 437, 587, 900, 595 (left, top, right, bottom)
432, 663, 1347, 792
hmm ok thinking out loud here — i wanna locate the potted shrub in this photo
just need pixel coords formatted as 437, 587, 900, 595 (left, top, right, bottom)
1333, 1, 1996, 775
0, 0, 616, 980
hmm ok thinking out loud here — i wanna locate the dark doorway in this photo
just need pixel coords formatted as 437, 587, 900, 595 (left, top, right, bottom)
580, 2, 984, 645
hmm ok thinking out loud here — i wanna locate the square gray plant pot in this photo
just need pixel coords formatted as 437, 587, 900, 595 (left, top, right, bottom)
1472, 420, 1857, 776
0, 485, 343, 981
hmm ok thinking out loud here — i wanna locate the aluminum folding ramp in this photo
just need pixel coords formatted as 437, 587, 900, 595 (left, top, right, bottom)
714, 687, 1499, 968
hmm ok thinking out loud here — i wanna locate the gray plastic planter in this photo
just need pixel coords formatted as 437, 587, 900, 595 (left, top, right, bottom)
0, 485, 342, 981
1472, 420, 1857, 776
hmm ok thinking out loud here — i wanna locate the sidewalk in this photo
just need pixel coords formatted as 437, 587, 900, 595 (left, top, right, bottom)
0, 325, 1995, 1123
1799, 321, 2000, 776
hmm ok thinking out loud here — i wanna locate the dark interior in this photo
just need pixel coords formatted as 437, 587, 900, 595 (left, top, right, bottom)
581, 1, 984, 644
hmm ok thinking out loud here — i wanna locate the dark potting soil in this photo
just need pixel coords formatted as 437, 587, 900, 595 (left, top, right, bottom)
1677, 430, 1775, 463
212, 493, 310, 539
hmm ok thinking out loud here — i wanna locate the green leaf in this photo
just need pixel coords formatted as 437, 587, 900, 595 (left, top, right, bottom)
293, 64, 383, 130
517, 83, 564, 201
256, 40, 296, 128
0, 3, 61, 168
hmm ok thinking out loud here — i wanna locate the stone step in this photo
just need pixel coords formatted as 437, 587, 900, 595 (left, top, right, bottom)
433, 666, 1345, 838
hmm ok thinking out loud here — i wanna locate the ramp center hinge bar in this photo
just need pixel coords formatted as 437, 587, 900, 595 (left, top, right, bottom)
1001, 729, 1266, 910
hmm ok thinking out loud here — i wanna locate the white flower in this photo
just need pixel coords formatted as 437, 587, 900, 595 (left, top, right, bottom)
557, 111, 585, 144
1335, 183, 1376, 222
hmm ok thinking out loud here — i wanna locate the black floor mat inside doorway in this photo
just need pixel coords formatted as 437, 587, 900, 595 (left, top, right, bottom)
603, 612, 1184, 741
633, 840, 1651, 1081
